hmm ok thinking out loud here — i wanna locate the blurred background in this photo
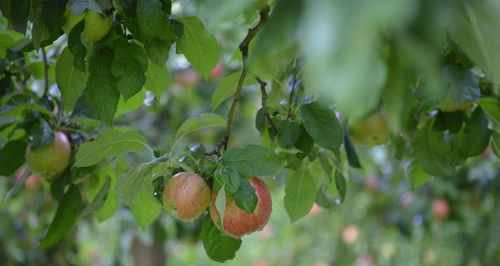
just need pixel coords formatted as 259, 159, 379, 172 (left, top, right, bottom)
2, 0, 500, 265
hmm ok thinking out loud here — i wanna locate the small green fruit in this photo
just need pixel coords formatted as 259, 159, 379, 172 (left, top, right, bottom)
350, 111, 391, 146
83, 11, 113, 42
62, 9, 86, 34
438, 95, 473, 112
25, 131, 71, 181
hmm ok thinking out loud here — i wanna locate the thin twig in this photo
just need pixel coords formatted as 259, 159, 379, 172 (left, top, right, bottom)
209, 4, 271, 155
256, 76, 277, 135
287, 60, 297, 120
41, 48, 49, 97
205, 136, 228, 157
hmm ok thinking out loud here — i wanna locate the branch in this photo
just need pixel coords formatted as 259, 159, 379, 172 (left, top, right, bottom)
41, 48, 49, 97
205, 136, 228, 157
210, 4, 271, 155
256, 76, 278, 136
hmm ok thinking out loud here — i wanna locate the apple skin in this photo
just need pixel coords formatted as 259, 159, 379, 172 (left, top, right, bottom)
432, 199, 450, 220
25, 131, 71, 181
350, 111, 391, 146
438, 96, 473, 112
83, 11, 113, 42
342, 225, 359, 245
210, 177, 272, 238
62, 9, 86, 34
162, 172, 211, 221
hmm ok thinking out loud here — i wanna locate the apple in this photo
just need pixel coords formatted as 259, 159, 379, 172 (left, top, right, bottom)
308, 202, 322, 216
14, 166, 42, 190
162, 172, 211, 221
341, 225, 359, 245
209, 177, 272, 238
25, 131, 71, 181
62, 9, 86, 34
350, 111, 391, 146
83, 11, 113, 42
438, 95, 473, 112
432, 198, 450, 220
208, 61, 224, 81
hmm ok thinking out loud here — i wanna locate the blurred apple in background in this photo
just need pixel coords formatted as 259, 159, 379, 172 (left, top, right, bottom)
208, 61, 225, 81
432, 199, 450, 220
342, 225, 359, 245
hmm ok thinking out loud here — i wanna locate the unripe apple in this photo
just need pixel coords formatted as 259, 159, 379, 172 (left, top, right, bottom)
25, 131, 71, 181
209, 177, 272, 238
432, 198, 450, 220
83, 11, 113, 42
62, 9, 86, 34
162, 172, 211, 221
438, 95, 473, 112
350, 111, 391, 146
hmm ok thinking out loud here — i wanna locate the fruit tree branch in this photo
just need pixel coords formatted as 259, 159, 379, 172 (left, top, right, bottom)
287, 60, 297, 120
256, 76, 278, 136
213, 4, 271, 154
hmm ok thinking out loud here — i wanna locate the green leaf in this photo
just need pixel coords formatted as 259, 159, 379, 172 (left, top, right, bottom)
201, 215, 242, 262
413, 119, 455, 176
433, 111, 466, 133
96, 157, 128, 221
211, 71, 255, 110
0, 140, 26, 176
233, 177, 258, 213
334, 171, 346, 202
38, 185, 82, 249
295, 126, 314, 154
131, 177, 162, 229
4, 167, 30, 201
67, 20, 86, 72
277, 120, 301, 149
115, 91, 146, 117
56, 47, 89, 111
111, 41, 148, 100
69, 0, 102, 14
449, 0, 500, 90
478, 97, 500, 124
145, 38, 172, 67
343, 128, 362, 168
81, 176, 111, 217
284, 167, 321, 223
28, 119, 55, 151
136, 0, 175, 42
491, 131, 500, 158
215, 187, 226, 229
1, 103, 56, 118
144, 60, 170, 98
255, 108, 265, 133
175, 113, 226, 140
75, 129, 148, 167
220, 166, 240, 195
443, 64, 481, 104
73, 48, 119, 125
458, 107, 491, 157
176, 16, 220, 79
222, 145, 279, 177
301, 102, 343, 153
406, 159, 430, 189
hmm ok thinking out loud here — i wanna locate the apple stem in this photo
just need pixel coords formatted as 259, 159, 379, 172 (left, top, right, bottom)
210, 4, 271, 155
256, 76, 278, 136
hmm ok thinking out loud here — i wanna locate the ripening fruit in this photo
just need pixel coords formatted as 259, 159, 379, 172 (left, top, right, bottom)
210, 177, 272, 238
25, 131, 71, 181
62, 9, 86, 34
438, 95, 473, 112
342, 225, 359, 245
350, 111, 391, 146
83, 11, 113, 42
162, 172, 211, 221
432, 198, 450, 220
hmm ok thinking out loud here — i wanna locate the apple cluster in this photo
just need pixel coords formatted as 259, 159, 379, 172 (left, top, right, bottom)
162, 172, 272, 238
